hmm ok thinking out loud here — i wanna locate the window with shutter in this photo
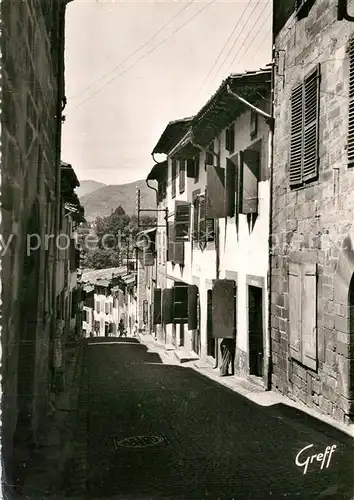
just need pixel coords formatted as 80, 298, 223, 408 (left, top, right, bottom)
198, 193, 206, 245
174, 241, 185, 266
225, 124, 235, 153
212, 279, 236, 338
173, 284, 188, 323
288, 262, 317, 369
175, 201, 191, 241
171, 160, 177, 198
192, 189, 200, 241
290, 66, 320, 186
205, 143, 214, 166
194, 154, 200, 182
105, 302, 109, 314
206, 165, 226, 218
179, 159, 186, 193
188, 284, 198, 330
144, 249, 155, 266
162, 288, 174, 324
348, 38, 354, 165
167, 221, 175, 262
240, 149, 260, 214
153, 288, 161, 324
186, 158, 195, 178
225, 157, 237, 217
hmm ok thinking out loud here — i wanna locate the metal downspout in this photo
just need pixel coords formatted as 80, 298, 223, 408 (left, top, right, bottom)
266, 53, 276, 391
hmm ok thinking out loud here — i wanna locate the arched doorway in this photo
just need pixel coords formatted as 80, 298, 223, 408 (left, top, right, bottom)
12, 202, 41, 492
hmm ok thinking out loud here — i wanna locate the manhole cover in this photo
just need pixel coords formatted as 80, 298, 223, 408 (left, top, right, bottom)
112, 435, 168, 449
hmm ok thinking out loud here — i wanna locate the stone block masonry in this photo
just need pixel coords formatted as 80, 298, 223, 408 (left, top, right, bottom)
271, 0, 354, 425
1, 0, 70, 492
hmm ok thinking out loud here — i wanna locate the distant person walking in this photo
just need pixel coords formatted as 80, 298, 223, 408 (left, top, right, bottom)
118, 318, 126, 337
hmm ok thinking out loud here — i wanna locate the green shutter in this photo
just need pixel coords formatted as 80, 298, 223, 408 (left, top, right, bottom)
206, 165, 226, 218
290, 83, 303, 185
188, 284, 198, 330
212, 279, 236, 338
240, 149, 260, 214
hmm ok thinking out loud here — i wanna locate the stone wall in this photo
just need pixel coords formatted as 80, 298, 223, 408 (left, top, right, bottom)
2, 0, 68, 489
271, 0, 354, 424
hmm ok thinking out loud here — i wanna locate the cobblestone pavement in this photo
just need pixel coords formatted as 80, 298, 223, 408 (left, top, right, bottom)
82, 337, 354, 500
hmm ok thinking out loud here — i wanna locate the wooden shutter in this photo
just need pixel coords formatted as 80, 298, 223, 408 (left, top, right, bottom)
144, 249, 155, 266
207, 289, 213, 336
179, 159, 186, 193
186, 158, 195, 177
205, 218, 215, 242
301, 263, 317, 370
188, 284, 198, 330
175, 201, 191, 241
348, 38, 354, 165
240, 149, 260, 214
206, 165, 226, 218
153, 288, 162, 324
288, 262, 302, 362
225, 124, 235, 153
173, 284, 188, 323
174, 241, 184, 265
303, 66, 320, 182
162, 288, 174, 324
290, 83, 303, 185
171, 160, 177, 198
198, 194, 206, 243
167, 221, 175, 262
192, 189, 200, 241
225, 158, 236, 217
212, 279, 236, 338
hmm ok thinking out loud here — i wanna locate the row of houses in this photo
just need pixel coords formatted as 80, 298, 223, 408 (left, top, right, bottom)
2, 0, 85, 492
136, 0, 354, 425
81, 266, 137, 337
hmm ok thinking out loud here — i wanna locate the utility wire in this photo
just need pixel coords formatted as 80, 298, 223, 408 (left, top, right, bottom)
72, 0, 217, 111
228, 0, 271, 72
208, 0, 261, 89
197, 0, 253, 99
68, 0, 194, 100
241, 23, 271, 64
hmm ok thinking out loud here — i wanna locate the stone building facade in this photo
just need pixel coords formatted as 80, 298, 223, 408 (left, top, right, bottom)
271, 0, 354, 423
2, 0, 73, 492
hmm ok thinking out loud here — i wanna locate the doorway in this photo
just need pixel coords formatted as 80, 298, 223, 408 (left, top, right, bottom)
248, 285, 264, 378
207, 289, 215, 358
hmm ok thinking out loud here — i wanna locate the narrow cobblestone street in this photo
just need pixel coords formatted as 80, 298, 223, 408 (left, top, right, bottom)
45, 337, 354, 500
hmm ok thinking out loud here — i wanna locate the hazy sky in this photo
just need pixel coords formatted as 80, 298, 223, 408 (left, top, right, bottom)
62, 0, 272, 185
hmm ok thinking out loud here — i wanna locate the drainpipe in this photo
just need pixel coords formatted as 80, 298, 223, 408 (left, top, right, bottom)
265, 55, 276, 391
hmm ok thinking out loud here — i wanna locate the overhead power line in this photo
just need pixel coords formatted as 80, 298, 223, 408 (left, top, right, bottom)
197, 0, 253, 99
228, 0, 271, 71
68, 0, 195, 100
208, 0, 262, 89
71, 0, 217, 112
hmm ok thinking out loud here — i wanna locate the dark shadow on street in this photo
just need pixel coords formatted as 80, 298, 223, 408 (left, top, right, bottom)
78, 339, 354, 500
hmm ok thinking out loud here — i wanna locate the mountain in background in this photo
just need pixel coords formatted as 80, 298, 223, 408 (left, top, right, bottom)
76, 180, 106, 198
79, 179, 157, 221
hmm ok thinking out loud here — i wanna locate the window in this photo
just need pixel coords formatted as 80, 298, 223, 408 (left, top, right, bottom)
348, 37, 354, 165
225, 156, 237, 217
174, 201, 191, 241
290, 65, 320, 186
194, 192, 215, 246
239, 149, 260, 214
173, 284, 188, 323
179, 159, 186, 193
205, 143, 214, 166
250, 111, 258, 138
105, 302, 109, 314
171, 160, 177, 198
109, 303, 113, 314
206, 165, 226, 218
153, 288, 162, 325
288, 262, 317, 370
95, 301, 100, 313
225, 123, 235, 153
162, 288, 174, 324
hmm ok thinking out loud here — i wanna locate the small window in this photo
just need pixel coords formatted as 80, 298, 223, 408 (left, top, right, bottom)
225, 124, 235, 153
